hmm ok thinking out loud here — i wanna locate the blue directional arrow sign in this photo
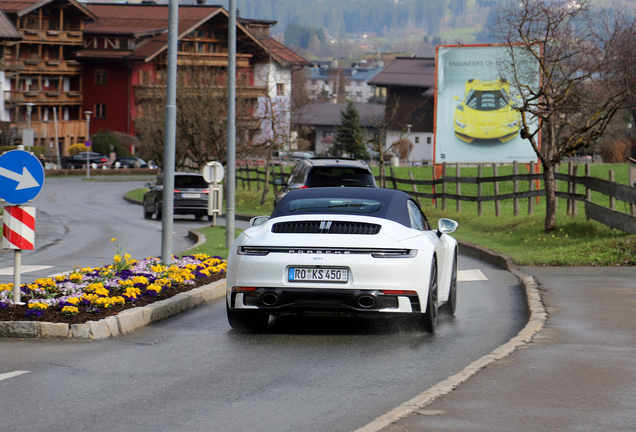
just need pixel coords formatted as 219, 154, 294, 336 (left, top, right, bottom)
0, 150, 45, 205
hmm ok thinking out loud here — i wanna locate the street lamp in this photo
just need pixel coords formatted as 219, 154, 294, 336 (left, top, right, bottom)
406, 124, 412, 166
84, 111, 92, 179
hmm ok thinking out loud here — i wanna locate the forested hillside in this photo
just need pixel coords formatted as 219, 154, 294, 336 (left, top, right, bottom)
209, 0, 451, 36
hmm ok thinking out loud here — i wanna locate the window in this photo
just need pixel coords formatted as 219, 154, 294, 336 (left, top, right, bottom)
323, 131, 335, 138
415, 137, 420, 144
407, 200, 430, 231
139, 70, 151, 85
95, 104, 106, 119
48, 19, 59, 31
24, 18, 38, 30
276, 83, 285, 96
95, 70, 107, 85
287, 198, 383, 215
414, 107, 424, 122
119, 39, 133, 50
427, 137, 432, 144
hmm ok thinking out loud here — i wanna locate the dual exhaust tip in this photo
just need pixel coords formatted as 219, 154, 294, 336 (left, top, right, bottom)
260, 292, 377, 309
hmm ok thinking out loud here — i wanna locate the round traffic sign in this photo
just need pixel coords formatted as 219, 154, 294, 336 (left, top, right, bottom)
0, 150, 45, 205
202, 161, 224, 183
85, 140, 92, 148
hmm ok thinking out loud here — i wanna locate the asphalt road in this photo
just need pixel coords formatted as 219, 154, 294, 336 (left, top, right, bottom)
0, 177, 528, 431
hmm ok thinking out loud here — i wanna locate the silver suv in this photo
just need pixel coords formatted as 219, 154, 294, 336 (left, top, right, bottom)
273, 158, 377, 206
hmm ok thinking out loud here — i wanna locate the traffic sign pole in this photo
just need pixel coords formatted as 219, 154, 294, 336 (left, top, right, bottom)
13, 250, 21, 303
2, 205, 36, 304
203, 161, 225, 227
85, 140, 92, 180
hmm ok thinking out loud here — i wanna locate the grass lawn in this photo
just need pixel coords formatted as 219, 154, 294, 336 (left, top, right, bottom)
181, 226, 242, 259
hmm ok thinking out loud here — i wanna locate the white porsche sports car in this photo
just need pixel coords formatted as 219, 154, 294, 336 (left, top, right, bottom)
226, 187, 458, 333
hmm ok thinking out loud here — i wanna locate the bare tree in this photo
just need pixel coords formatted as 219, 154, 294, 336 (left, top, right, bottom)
135, 65, 252, 171
491, 0, 636, 231
0, 121, 18, 147
361, 100, 420, 188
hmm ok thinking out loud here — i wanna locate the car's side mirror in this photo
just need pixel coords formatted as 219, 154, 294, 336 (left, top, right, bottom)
144, 182, 151, 188
250, 216, 270, 227
273, 177, 284, 186
436, 218, 458, 238
453, 95, 459, 101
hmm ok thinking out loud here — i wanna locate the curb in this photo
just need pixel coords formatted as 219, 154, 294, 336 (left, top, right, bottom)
0, 279, 226, 340
354, 240, 547, 432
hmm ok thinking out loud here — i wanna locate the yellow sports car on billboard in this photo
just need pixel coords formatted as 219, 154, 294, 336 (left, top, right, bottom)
453, 79, 520, 143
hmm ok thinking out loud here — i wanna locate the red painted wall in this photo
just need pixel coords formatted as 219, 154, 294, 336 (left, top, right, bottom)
82, 61, 130, 136
130, 63, 155, 135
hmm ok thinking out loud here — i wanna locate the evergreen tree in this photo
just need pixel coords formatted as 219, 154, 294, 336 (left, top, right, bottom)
91, 129, 130, 157
330, 102, 367, 159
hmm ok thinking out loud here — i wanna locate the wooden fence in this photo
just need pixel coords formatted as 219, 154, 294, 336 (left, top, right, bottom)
236, 159, 636, 234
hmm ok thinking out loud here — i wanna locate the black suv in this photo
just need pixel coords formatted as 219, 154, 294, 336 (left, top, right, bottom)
143, 172, 211, 220
273, 158, 377, 206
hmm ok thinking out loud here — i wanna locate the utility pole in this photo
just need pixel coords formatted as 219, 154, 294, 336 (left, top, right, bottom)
161, 0, 178, 264
226, 0, 236, 248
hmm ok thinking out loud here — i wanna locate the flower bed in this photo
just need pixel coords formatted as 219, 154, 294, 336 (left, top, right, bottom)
0, 252, 226, 325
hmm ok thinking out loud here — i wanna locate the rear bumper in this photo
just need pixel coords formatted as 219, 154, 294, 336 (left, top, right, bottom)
229, 287, 420, 317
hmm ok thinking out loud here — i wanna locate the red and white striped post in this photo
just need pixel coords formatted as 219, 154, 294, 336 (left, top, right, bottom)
2, 206, 36, 303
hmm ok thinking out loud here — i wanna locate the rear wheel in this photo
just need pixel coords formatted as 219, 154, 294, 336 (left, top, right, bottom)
444, 249, 458, 315
418, 257, 438, 333
195, 213, 205, 220
155, 203, 162, 221
226, 302, 270, 332
143, 201, 153, 219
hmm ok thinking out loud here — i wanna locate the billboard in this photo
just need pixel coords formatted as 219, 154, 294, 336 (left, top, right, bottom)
434, 45, 540, 164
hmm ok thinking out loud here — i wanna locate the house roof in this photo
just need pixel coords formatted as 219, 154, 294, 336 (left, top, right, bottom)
296, 102, 385, 128
258, 37, 312, 67
308, 67, 382, 82
368, 57, 435, 88
0, 9, 21, 40
83, 3, 220, 37
77, 3, 309, 66
1, 0, 97, 20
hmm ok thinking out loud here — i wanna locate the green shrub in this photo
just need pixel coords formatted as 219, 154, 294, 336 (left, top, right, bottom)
91, 129, 130, 157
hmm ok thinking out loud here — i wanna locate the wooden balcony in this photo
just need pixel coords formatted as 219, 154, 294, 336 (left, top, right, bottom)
176, 53, 252, 68
18, 29, 83, 45
15, 120, 87, 156
5, 90, 83, 105
134, 84, 266, 102
3, 59, 82, 74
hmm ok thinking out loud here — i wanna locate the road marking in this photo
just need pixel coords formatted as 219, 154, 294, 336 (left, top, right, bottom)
0, 371, 30, 382
0, 265, 52, 276
458, 269, 488, 282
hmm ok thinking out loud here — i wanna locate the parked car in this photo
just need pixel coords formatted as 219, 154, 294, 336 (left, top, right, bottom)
226, 187, 459, 333
143, 172, 211, 220
453, 78, 520, 143
273, 158, 377, 206
62, 152, 109, 169
115, 157, 149, 169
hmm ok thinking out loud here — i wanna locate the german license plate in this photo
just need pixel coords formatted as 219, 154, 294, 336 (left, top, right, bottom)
182, 193, 201, 199
288, 268, 348, 282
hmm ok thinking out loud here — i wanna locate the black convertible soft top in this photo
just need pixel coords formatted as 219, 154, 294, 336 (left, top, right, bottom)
270, 187, 421, 228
